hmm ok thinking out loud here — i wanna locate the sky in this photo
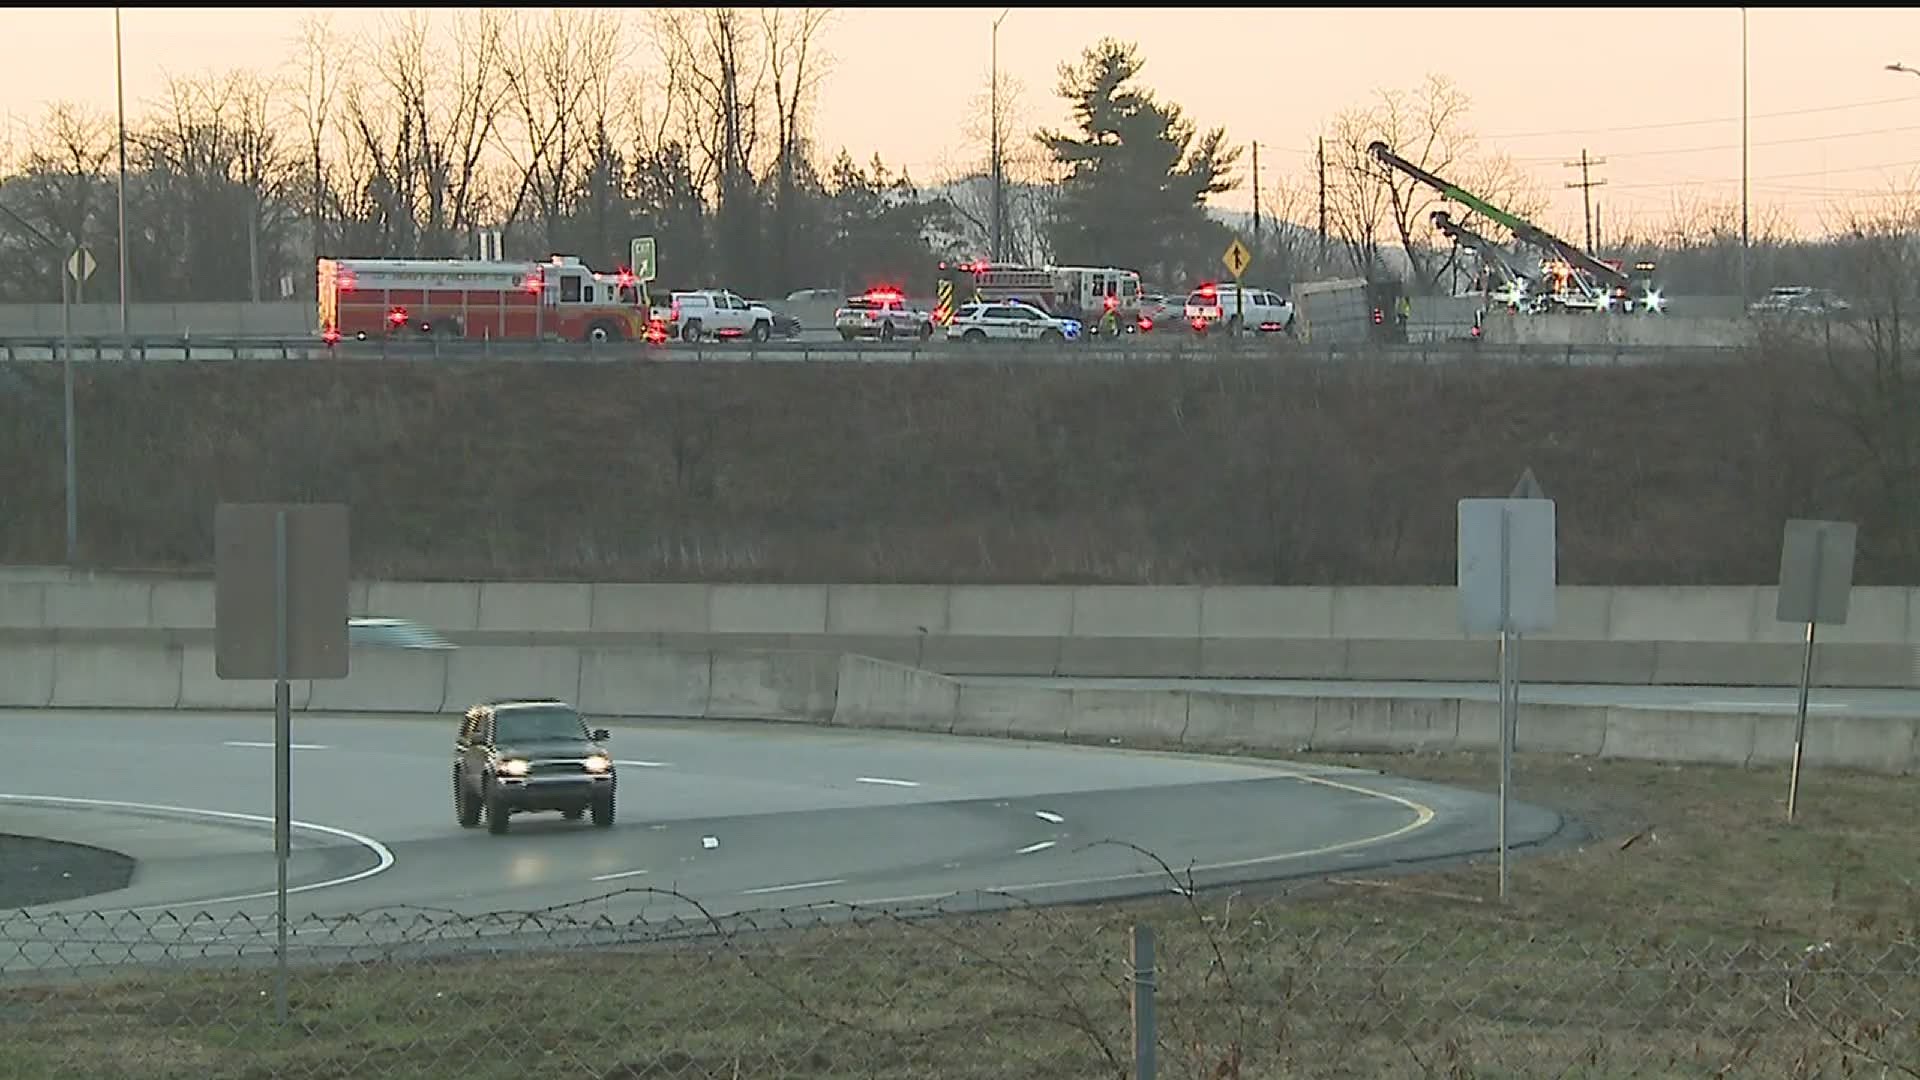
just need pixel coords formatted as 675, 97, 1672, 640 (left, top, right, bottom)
7, 6, 1920, 240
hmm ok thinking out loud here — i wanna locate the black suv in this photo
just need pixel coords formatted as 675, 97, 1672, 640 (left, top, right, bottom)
454, 699, 617, 835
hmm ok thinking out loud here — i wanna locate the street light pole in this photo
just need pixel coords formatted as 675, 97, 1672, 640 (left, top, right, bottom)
990, 8, 1009, 264
115, 8, 129, 351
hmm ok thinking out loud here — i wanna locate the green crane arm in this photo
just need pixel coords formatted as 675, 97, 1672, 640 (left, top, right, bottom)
1367, 140, 1628, 291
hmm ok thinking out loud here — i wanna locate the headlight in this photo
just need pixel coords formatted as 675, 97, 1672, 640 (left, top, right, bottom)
498, 758, 530, 777
584, 754, 612, 773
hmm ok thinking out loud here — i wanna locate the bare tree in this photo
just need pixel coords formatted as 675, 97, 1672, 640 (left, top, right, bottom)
762, 7, 833, 289
654, 8, 766, 287
500, 11, 614, 251
283, 14, 341, 279
1324, 75, 1545, 291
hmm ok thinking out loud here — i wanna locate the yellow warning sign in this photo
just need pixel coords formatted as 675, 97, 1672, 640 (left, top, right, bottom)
1222, 238, 1252, 279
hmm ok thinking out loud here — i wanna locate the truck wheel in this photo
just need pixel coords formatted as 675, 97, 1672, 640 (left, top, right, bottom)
750, 321, 771, 343
1040, 329, 1064, 345
454, 768, 480, 828
591, 791, 615, 828
485, 788, 510, 835
562, 806, 584, 821
585, 322, 622, 344
962, 329, 986, 343
681, 321, 702, 344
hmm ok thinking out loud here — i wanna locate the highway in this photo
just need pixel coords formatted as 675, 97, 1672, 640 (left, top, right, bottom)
0, 332, 1741, 367
0, 707, 1565, 963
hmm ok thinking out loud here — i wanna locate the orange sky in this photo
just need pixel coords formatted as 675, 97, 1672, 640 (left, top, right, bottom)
8, 7, 1920, 239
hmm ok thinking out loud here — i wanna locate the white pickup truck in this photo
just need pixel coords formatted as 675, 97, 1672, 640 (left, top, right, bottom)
666, 290, 778, 343
834, 290, 935, 342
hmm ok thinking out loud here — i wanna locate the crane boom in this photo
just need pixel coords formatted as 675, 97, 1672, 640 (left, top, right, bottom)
1431, 211, 1530, 295
1367, 140, 1627, 292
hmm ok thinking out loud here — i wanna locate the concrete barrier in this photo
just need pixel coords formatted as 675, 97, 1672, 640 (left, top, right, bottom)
1183, 692, 1318, 750
578, 648, 711, 718
364, 582, 482, 634
304, 647, 449, 714
0, 645, 55, 707
589, 584, 710, 634
43, 581, 155, 630
1311, 697, 1461, 752
443, 646, 584, 708
48, 642, 182, 709
707, 650, 838, 722
0, 584, 47, 628
831, 654, 959, 732
1065, 689, 1189, 743
177, 645, 314, 710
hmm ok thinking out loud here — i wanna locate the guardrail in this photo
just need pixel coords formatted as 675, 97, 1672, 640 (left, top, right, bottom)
0, 334, 1746, 368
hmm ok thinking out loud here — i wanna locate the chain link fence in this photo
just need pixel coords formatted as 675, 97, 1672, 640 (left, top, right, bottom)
3, 887, 1915, 1079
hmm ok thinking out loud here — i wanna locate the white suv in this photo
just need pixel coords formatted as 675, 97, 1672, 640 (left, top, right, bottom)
945, 300, 1083, 344
834, 290, 935, 341
1184, 284, 1294, 336
667, 290, 777, 343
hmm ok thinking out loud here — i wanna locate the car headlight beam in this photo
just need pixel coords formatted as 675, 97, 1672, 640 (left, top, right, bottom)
585, 754, 612, 773
498, 758, 530, 777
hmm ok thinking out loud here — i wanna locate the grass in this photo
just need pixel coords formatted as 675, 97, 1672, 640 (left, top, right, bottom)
0, 354, 1901, 585
4, 751, 1916, 1079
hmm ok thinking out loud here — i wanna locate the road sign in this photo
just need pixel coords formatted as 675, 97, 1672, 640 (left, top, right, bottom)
1774, 518, 1859, 823
1775, 519, 1857, 626
1222, 238, 1252, 279
67, 247, 95, 283
215, 503, 351, 680
630, 236, 657, 283
1457, 498, 1557, 636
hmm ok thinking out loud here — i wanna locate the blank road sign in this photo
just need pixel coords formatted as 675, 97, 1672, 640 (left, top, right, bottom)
215, 503, 351, 680
1775, 519, 1857, 625
1457, 498, 1557, 635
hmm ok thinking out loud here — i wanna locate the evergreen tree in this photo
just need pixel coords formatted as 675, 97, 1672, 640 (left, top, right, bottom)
1038, 39, 1239, 285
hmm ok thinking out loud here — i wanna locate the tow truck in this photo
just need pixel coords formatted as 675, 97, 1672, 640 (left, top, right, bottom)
1367, 141, 1665, 314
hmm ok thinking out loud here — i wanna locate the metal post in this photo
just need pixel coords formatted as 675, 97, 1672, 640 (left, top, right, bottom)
115, 7, 130, 353
273, 510, 291, 1024
1497, 508, 1512, 902
1786, 530, 1824, 822
1739, 7, 1749, 305
1131, 923, 1156, 1080
62, 266, 76, 564
990, 8, 1009, 264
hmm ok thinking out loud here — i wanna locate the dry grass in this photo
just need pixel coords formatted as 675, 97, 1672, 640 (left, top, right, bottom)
4, 755, 1915, 1079
0, 355, 1888, 585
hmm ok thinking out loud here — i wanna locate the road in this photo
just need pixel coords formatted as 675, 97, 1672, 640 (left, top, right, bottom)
0, 708, 1564, 963
966, 677, 1920, 717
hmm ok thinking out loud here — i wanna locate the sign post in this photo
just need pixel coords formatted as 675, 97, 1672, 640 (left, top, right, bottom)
215, 503, 350, 1024
1457, 471, 1556, 902
1774, 518, 1857, 822
630, 236, 657, 283
1222, 238, 1252, 333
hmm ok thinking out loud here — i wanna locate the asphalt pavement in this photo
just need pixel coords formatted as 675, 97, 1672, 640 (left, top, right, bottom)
0, 709, 1565, 937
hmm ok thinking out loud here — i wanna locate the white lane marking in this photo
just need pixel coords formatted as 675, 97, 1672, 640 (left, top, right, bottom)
701, 836, 719, 850
224, 741, 328, 751
0, 793, 396, 912
1695, 701, 1844, 711
855, 776, 920, 788
616, 760, 670, 768
852, 771, 1442, 907
741, 878, 847, 896
1034, 810, 1065, 824
591, 869, 649, 882
1016, 840, 1057, 855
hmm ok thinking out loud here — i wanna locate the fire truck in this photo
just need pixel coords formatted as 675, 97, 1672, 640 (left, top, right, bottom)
934, 260, 1143, 331
316, 256, 662, 344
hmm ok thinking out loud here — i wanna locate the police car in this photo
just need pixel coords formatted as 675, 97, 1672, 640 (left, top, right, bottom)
944, 300, 1083, 344
834, 289, 936, 341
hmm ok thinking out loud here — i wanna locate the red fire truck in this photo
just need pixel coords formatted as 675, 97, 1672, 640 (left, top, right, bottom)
317, 256, 662, 344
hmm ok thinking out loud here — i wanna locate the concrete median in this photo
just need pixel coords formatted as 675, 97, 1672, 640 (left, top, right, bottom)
831, 654, 959, 732
303, 647, 450, 714
1182, 692, 1317, 751
48, 642, 182, 709
443, 646, 584, 710
1310, 697, 1461, 752
0, 645, 55, 707
177, 645, 314, 711
1065, 689, 1189, 743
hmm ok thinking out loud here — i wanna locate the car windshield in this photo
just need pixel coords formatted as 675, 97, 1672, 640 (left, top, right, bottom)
495, 706, 586, 745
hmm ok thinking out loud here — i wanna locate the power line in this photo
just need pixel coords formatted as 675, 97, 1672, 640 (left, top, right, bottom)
1599, 155, 1920, 191
1515, 121, 1920, 163
1485, 92, 1919, 140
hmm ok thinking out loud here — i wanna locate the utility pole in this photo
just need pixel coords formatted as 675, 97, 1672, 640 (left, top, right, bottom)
1316, 136, 1327, 267
990, 8, 1009, 264
1563, 149, 1607, 254
1251, 141, 1261, 253
1740, 6, 1750, 304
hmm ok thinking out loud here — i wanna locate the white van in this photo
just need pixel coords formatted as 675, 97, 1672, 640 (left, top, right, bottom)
1184, 284, 1295, 336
